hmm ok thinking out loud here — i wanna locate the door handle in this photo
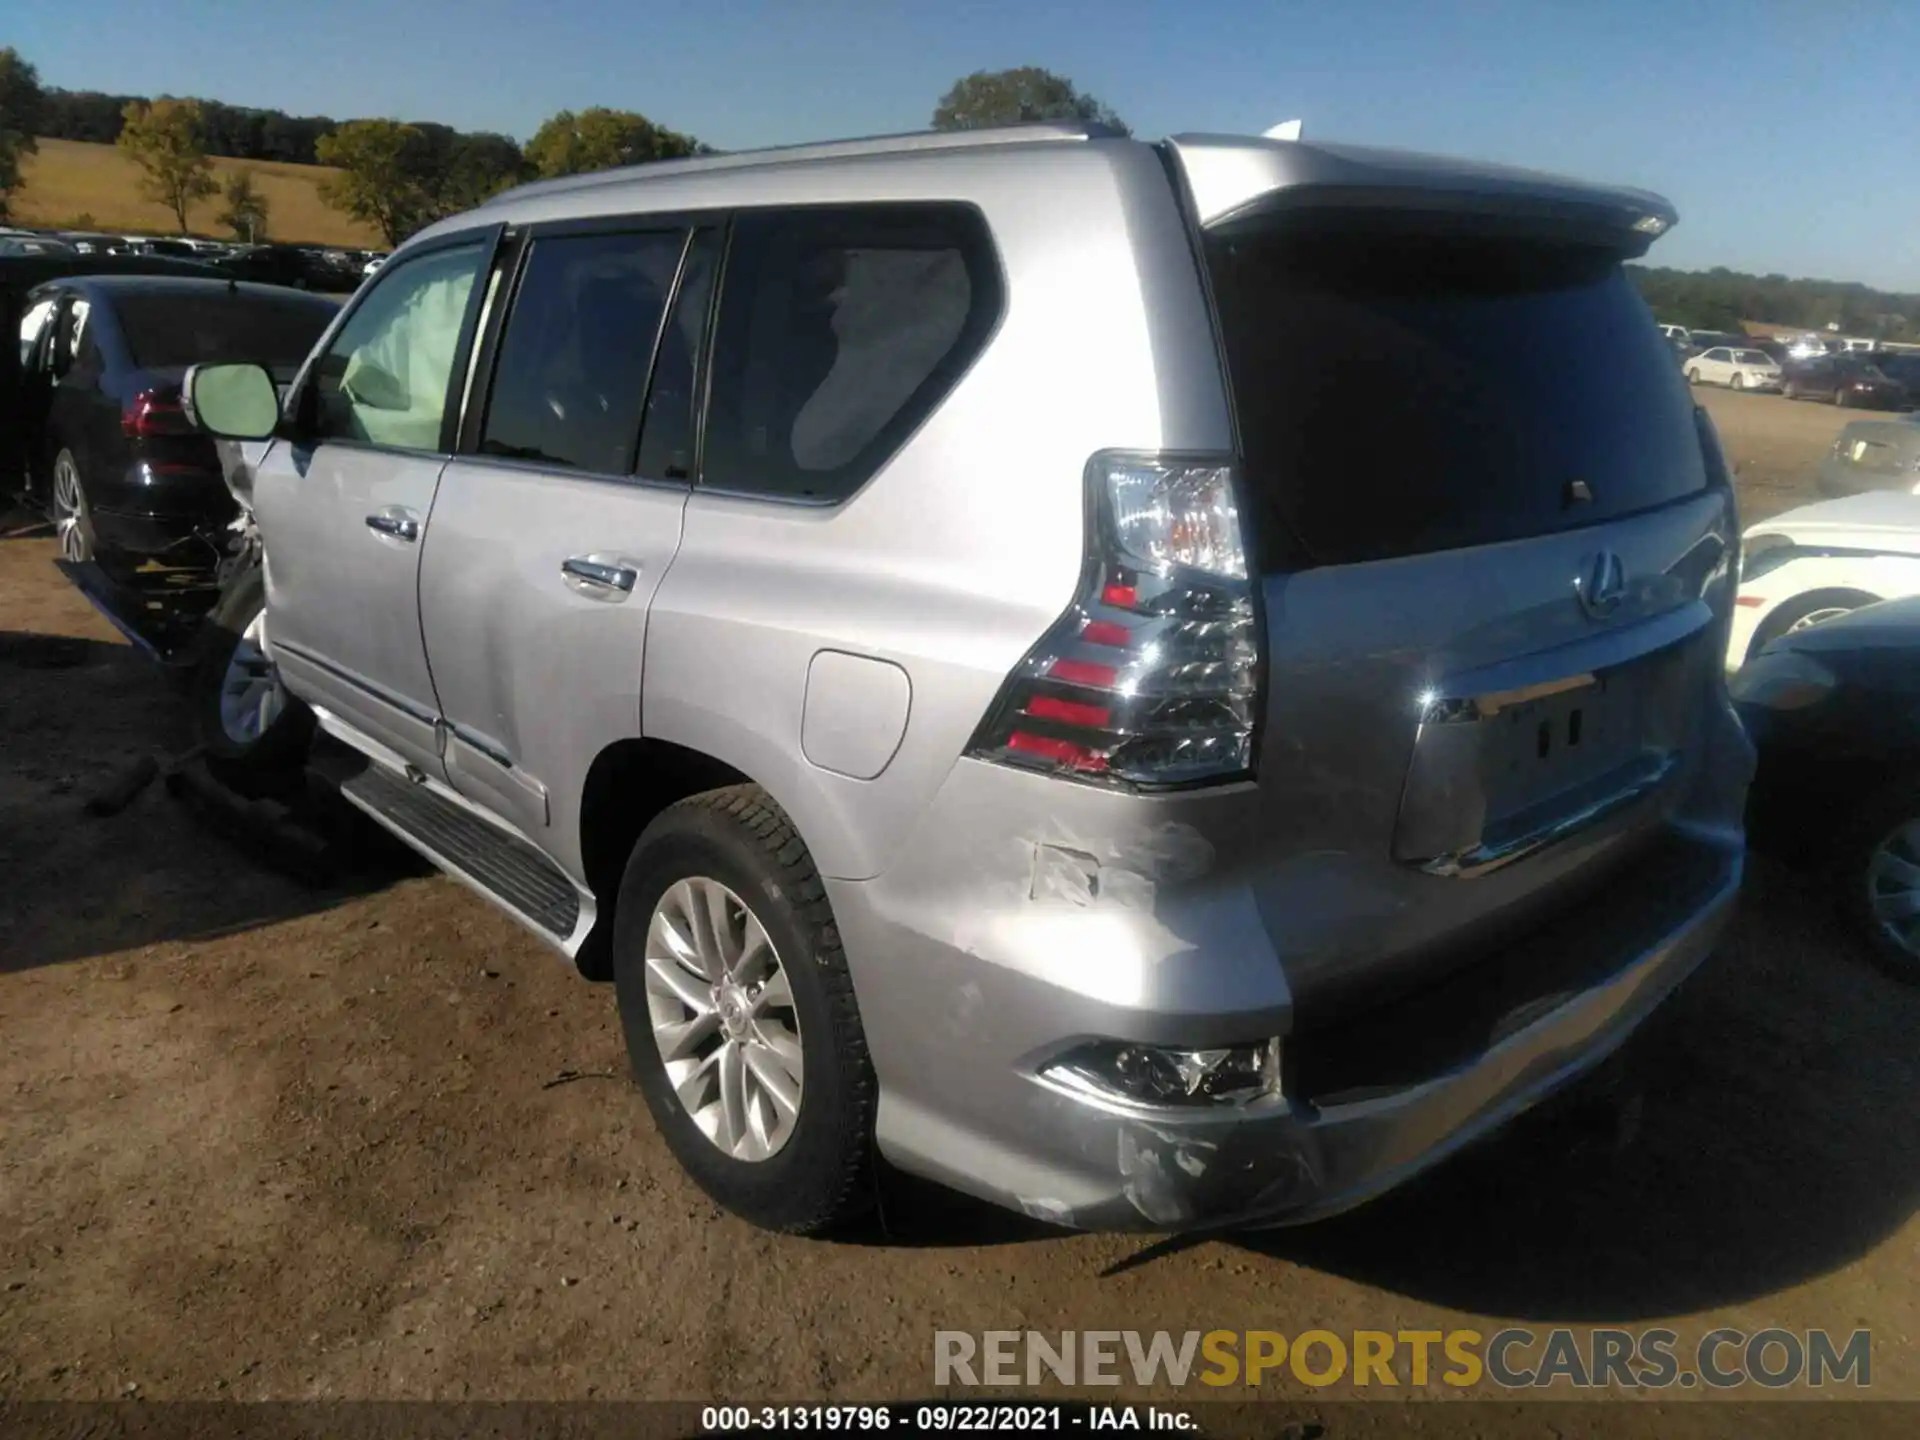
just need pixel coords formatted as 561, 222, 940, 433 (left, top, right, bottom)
562, 557, 639, 593
365, 509, 421, 542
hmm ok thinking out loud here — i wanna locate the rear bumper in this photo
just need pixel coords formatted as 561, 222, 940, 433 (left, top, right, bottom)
1816, 462, 1913, 497
831, 700, 1752, 1232
92, 502, 234, 561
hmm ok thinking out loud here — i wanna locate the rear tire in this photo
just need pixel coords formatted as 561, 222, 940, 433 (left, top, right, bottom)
1746, 588, 1878, 661
188, 563, 314, 795
49, 448, 96, 563
612, 785, 877, 1235
1833, 782, 1920, 986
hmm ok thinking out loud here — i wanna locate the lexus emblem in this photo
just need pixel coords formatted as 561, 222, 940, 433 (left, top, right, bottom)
1577, 550, 1627, 620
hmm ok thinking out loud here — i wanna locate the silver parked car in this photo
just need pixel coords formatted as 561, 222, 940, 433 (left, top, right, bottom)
183, 122, 1754, 1235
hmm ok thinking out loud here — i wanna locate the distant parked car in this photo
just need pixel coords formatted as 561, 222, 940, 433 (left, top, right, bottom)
14, 275, 338, 572
0, 236, 76, 257
1782, 353, 1911, 409
1727, 493, 1920, 667
211, 244, 359, 293
1735, 597, 1920, 983
1816, 412, 1920, 498
1684, 345, 1782, 391
1870, 352, 1920, 395
1682, 330, 1745, 357
1657, 323, 1690, 344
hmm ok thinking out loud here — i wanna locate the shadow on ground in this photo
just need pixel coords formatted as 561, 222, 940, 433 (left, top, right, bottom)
1236, 860, 1920, 1319
0, 629, 415, 972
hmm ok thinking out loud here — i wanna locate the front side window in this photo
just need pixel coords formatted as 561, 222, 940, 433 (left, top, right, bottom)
479, 228, 685, 474
310, 240, 488, 451
701, 203, 998, 502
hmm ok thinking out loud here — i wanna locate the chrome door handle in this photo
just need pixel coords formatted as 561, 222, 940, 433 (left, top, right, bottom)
365, 510, 421, 542
562, 557, 638, 593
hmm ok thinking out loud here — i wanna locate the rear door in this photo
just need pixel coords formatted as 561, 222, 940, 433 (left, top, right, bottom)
1189, 182, 1738, 1010
417, 220, 718, 873
253, 232, 495, 772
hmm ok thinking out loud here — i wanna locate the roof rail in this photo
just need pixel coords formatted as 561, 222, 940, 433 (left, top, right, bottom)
486, 121, 1125, 207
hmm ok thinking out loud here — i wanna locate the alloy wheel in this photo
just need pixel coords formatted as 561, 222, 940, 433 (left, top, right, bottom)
51, 454, 91, 563
1787, 605, 1857, 634
644, 876, 804, 1161
1866, 820, 1920, 967
218, 608, 288, 745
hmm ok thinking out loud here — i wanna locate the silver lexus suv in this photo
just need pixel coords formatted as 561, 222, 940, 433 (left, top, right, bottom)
184, 122, 1754, 1235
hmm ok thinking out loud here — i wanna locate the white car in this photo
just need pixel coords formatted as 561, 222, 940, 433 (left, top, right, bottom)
1729, 492, 1920, 669
1686, 345, 1783, 391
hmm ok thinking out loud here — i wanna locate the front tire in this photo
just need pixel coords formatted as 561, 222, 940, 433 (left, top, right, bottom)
612, 785, 877, 1235
189, 563, 314, 794
1731, 372, 1746, 391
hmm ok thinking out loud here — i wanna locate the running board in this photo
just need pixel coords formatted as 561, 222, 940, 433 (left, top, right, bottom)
324, 755, 585, 943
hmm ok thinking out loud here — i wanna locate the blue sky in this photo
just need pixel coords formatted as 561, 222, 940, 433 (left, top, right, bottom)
14, 0, 1920, 289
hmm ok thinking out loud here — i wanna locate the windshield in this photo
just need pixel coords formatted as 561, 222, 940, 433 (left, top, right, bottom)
1205, 222, 1707, 566
115, 290, 335, 377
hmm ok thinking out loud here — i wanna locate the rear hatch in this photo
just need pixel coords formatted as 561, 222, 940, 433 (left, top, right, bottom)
1170, 137, 1738, 1016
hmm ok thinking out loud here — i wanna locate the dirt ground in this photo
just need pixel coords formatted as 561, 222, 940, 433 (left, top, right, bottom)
4, 387, 1919, 1418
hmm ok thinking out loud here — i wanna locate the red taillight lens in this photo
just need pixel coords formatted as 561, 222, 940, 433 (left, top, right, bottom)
122, 389, 193, 439
967, 453, 1261, 788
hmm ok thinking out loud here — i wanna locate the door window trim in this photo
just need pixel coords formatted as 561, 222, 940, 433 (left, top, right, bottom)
285, 223, 506, 459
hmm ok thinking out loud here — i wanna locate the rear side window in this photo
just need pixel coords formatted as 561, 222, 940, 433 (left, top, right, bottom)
480, 229, 685, 475
1206, 224, 1708, 567
116, 291, 336, 377
701, 203, 999, 502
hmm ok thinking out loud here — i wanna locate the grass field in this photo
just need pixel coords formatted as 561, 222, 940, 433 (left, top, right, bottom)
12, 137, 382, 247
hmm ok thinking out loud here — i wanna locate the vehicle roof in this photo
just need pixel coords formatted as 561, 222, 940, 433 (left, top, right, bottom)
1747, 490, 1920, 554
421, 124, 1674, 245
42, 274, 343, 307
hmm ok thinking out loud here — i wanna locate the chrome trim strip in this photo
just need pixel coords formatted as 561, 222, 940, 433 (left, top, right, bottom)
273, 640, 440, 725
1416, 751, 1681, 879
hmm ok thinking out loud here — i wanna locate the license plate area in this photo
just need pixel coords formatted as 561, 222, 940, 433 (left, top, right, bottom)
1393, 643, 1693, 876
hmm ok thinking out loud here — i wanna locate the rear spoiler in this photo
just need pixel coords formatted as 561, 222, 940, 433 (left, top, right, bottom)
1167, 134, 1677, 257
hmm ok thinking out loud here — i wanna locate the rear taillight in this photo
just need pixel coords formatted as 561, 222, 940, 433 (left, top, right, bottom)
966, 453, 1260, 788
122, 389, 194, 439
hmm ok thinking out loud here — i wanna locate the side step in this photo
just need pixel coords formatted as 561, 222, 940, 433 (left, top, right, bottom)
326, 756, 583, 940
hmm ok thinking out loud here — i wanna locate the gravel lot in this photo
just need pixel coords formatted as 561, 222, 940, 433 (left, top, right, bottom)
3, 387, 1918, 1418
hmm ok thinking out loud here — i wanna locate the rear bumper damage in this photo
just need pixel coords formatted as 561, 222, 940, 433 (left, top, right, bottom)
831, 698, 1752, 1233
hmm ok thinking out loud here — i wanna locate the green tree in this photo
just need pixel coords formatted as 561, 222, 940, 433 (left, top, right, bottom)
0, 47, 45, 221
931, 67, 1128, 135
217, 167, 270, 242
316, 119, 431, 246
117, 98, 220, 232
524, 107, 702, 178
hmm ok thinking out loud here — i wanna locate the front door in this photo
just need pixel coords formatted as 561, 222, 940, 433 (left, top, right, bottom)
419, 223, 719, 871
253, 234, 496, 772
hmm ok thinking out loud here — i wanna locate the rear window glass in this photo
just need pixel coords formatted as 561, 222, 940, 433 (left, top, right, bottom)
1205, 225, 1708, 567
700, 203, 1000, 502
116, 291, 336, 377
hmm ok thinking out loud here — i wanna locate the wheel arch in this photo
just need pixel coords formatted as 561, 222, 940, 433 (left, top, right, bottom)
575, 737, 762, 980
1748, 585, 1882, 661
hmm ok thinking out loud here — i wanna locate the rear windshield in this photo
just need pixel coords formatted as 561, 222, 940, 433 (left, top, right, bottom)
1205, 223, 1708, 566
115, 291, 335, 377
